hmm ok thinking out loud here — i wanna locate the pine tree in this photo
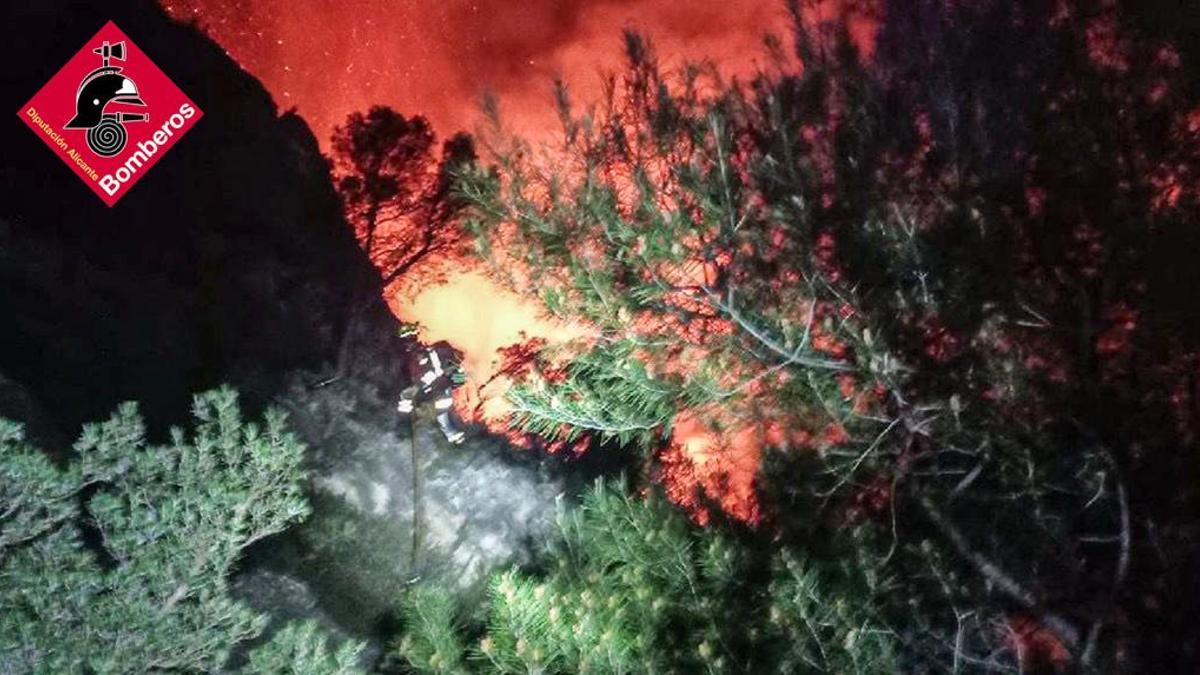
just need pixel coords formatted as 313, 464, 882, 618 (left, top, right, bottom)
329, 106, 478, 377
393, 480, 896, 674
0, 387, 364, 674
452, 2, 1200, 669
331, 106, 477, 287
245, 620, 365, 675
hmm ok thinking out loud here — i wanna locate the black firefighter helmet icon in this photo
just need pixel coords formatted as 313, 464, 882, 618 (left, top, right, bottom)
63, 40, 148, 157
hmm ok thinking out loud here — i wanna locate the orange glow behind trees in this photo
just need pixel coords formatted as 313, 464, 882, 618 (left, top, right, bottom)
163, 0, 834, 520
388, 271, 589, 425
161, 0, 799, 145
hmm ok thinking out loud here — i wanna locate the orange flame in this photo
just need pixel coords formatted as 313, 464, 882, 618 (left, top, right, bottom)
388, 269, 586, 426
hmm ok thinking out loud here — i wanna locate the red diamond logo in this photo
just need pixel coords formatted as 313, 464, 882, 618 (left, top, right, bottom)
17, 21, 202, 206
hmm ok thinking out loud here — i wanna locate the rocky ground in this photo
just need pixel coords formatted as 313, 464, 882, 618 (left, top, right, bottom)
236, 368, 563, 646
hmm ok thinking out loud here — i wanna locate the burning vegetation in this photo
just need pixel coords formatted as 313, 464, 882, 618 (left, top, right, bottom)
332, 1, 1200, 669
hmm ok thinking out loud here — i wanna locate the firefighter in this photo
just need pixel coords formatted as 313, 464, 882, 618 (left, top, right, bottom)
397, 341, 466, 444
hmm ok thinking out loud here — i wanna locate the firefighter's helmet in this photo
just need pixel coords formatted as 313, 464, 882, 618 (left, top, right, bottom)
65, 70, 146, 130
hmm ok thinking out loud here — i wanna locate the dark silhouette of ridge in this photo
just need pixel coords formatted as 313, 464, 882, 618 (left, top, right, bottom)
0, 0, 402, 436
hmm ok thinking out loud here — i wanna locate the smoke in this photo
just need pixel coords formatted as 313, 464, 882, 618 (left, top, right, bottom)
162, 0, 791, 145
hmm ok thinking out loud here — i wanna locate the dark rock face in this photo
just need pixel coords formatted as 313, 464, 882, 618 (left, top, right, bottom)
0, 0, 403, 435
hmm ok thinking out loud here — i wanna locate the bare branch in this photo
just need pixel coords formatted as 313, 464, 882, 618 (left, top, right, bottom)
918, 495, 1081, 654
